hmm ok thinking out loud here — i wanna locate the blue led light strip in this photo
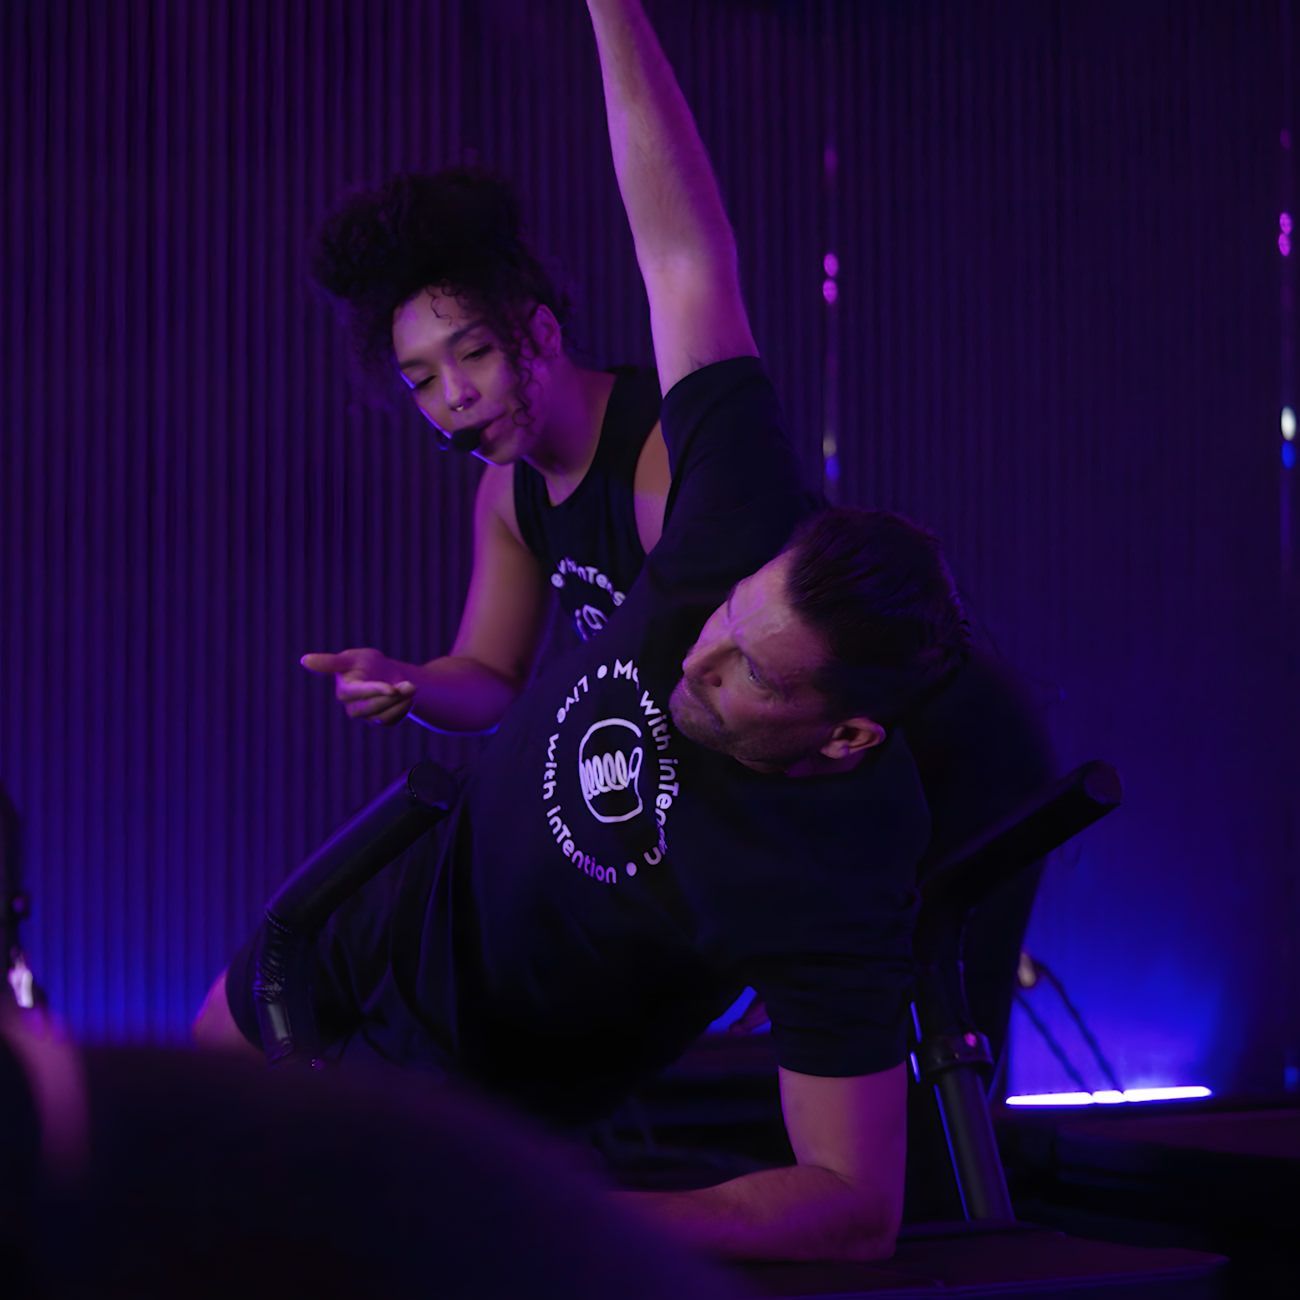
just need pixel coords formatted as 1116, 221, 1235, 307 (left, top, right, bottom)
1005, 1086, 1212, 1108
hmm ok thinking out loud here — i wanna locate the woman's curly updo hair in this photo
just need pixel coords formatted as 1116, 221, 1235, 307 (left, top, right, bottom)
309, 168, 573, 408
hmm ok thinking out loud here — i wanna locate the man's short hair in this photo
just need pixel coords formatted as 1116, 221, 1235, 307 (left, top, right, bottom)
309, 167, 573, 400
783, 507, 970, 725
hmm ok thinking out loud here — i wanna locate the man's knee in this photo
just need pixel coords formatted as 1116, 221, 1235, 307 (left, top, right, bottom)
192, 969, 261, 1061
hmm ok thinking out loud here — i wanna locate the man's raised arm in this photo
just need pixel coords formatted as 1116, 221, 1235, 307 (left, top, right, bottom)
586, 0, 757, 395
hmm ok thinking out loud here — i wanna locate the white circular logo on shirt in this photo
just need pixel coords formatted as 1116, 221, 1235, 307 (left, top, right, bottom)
540, 657, 682, 887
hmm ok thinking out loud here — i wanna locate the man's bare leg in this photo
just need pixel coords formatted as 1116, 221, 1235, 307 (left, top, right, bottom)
192, 969, 262, 1061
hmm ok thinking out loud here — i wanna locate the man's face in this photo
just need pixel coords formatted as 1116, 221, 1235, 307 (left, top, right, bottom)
391, 288, 551, 465
669, 552, 844, 771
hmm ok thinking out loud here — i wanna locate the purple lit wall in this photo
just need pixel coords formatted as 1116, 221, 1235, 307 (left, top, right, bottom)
1, 0, 1295, 1099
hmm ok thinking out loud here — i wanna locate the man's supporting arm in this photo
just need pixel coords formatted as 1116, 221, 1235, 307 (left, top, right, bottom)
586, 0, 757, 395
621, 1063, 907, 1263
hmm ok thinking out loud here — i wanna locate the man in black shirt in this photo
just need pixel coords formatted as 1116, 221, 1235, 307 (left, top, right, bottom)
198, 0, 969, 1263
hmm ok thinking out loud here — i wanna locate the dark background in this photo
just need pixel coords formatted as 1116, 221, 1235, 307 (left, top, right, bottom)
2, 0, 1296, 1099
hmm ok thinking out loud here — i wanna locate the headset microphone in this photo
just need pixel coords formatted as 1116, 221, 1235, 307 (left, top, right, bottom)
446, 425, 484, 454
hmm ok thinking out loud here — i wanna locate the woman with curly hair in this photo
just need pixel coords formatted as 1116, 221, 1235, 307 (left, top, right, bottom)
301, 168, 669, 732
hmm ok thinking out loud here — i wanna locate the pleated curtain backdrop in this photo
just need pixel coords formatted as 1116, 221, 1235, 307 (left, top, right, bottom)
1, 0, 1294, 1096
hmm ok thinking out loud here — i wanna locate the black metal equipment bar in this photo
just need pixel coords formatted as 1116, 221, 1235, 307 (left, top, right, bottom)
911, 760, 1122, 1222
0, 784, 38, 1013
253, 762, 459, 1066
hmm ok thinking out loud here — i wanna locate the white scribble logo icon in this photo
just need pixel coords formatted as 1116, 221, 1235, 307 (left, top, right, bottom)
574, 604, 608, 640
578, 719, 644, 824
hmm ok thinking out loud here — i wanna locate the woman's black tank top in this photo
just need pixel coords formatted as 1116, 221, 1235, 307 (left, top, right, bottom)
512, 367, 661, 642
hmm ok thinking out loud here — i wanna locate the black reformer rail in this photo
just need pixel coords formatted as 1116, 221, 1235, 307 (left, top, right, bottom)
911, 759, 1122, 1221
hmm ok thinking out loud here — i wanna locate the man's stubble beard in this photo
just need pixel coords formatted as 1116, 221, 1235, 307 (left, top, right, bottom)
668, 680, 814, 772
668, 679, 726, 752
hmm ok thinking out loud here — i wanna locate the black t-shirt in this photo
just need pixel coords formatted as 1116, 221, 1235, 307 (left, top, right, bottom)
385, 358, 930, 1125
513, 366, 662, 641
